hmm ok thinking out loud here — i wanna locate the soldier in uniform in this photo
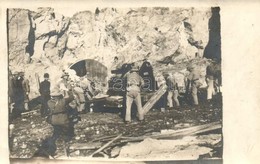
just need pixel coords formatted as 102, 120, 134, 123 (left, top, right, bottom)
139, 58, 156, 91
72, 81, 86, 113
111, 56, 121, 75
59, 71, 74, 99
186, 65, 202, 106
47, 87, 75, 145
39, 73, 51, 116
8, 71, 16, 114
20, 72, 30, 111
124, 64, 144, 123
165, 73, 180, 109
155, 72, 167, 112
206, 59, 217, 105
12, 72, 25, 117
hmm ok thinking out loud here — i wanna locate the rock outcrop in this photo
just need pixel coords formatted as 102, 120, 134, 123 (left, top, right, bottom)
8, 7, 219, 98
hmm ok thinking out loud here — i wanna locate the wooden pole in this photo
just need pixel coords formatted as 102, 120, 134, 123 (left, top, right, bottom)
89, 134, 122, 157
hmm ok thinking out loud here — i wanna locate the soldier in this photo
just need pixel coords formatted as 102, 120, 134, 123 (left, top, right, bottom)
72, 81, 86, 114
111, 56, 121, 75
139, 58, 156, 91
186, 64, 202, 107
155, 72, 167, 112
20, 72, 30, 111
124, 64, 144, 123
206, 59, 216, 105
12, 71, 24, 117
47, 87, 75, 146
165, 73, 180, 109
59, 71, 74, 99
39, 73, 51, 116
8, 71, 15, 108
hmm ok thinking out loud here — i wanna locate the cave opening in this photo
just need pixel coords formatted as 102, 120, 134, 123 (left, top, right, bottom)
69, 59, 108, 84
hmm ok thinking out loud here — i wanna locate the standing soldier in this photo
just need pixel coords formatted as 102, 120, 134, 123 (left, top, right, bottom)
39, 73, 51, 116
12, 71, 24, 117
206, 59, 217, 106
47, 87, 75, 152
124, 64, 144, 123
165, 73, 180, 109
111, 56, 121, 75
59, 71, 73, 97
186, 64, 202, 107
21, 72, 30, 111
8, 71, 15, 112
155, 72, 167, 112
139, 58, 155, 91
72, 81, 86, 114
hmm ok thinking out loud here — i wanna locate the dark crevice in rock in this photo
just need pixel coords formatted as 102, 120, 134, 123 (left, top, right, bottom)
203, 7, 221, 60
57, 20, 71, 59
184, 21, 193, 32
187, 38, 204, 49
42, 31, 56, 50
25, 11, 36, 60
55, 19, 71, 47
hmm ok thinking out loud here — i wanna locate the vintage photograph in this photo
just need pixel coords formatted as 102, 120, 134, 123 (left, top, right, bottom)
7, 6, 222, 161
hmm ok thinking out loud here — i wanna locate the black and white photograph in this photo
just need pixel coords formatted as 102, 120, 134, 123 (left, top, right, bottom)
7, 5, 223, 162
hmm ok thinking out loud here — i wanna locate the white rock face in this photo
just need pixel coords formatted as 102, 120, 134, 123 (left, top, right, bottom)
8, 7, 213, 98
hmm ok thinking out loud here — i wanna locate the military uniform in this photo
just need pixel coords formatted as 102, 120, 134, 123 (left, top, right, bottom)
125, 66, 144, 122
39, 76, 51, 116
13, 74, 25, 116
155, 73, 167, 112
139, 59, 156, 91
187, 67, 201, 105
206, 62, 216, 100
166, 75, 180, 108
72, 86, 85, 113
47, 88, 74, 142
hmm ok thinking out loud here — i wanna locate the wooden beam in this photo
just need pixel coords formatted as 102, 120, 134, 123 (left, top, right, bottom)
89, 134, 122, 157
120, 122, 221, 143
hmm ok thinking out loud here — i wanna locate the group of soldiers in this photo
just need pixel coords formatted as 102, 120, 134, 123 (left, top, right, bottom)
9, 71, 30, 118
9, 57, 221, 157
110, 57, 221, 123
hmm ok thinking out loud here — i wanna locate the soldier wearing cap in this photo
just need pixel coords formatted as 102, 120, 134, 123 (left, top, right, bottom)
139, 58, 156, 91
186, 64, 201, 106
124, 64, 144, 123
165, 72, 180, 109
47, 87, 75, 144
39, 73, 51, 116
59, 71, 73, 96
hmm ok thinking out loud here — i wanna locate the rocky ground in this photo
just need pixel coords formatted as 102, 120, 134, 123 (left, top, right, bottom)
9, 91, 222, 160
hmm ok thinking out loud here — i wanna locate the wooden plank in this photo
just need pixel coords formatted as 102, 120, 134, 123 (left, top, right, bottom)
90, 134, 119, 142
89, 134, 122, 157
143, 84, 167, 115
21, 110, 37, 115
119, 122, 221, 143
69, 142, 102, 150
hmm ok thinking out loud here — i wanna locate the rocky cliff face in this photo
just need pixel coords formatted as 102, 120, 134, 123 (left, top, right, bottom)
8, 7, 216, 98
